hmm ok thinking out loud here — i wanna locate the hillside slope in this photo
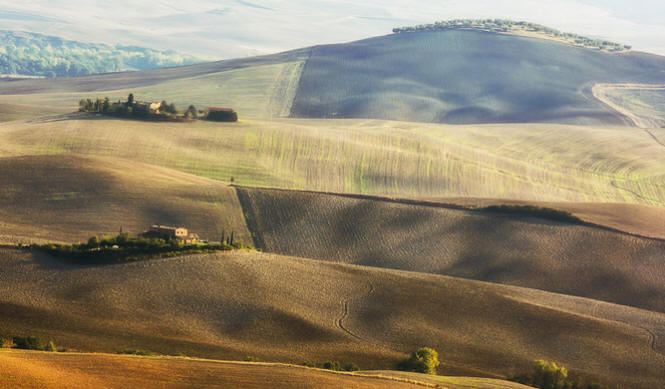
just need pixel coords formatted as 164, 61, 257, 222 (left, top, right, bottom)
237, 187, 665, 313
0, 248, 664, 388
291, 30, 665, 125
0, 155, 250, 244
0, 352, 437, 389
2, 118, 665, 206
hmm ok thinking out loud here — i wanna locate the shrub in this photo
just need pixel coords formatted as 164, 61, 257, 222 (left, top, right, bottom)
397, 347, 440, 375
0, 338, 4, 348
301, 361, 316, 368
13, 336, 42, 350
44, 341, 56, 352
322, 361, 341, 371
510, 360, 607, 389
480, 205, 582, 224
118, 349, 158, 356
245, 355, 261, 362
343, 362, 360, 372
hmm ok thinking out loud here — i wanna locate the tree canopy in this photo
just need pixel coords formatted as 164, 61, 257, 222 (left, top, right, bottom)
0, 30, 202, 77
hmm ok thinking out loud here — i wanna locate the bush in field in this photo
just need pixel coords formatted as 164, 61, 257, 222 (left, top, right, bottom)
397, 347, 440, 375
44, 341, 56, 352
13, 336, 42, 350
480, 205, 583, 224
322, 361, 341, 371
343, 362, 360, 372
511, 360, 609, 389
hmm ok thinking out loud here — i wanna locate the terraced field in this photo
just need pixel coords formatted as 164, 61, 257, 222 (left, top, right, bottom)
2, 117, 665, 206
237, 187, 665, 312
1, 248, 664, 388
0, 155, 250, 244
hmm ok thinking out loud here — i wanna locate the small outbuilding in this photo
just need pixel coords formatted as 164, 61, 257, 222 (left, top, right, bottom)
205, 107, 238, 122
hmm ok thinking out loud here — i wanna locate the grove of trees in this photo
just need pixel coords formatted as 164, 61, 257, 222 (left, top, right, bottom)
397, 347, 440, 375
0, 30, 201, 78
393, 19, 631, 52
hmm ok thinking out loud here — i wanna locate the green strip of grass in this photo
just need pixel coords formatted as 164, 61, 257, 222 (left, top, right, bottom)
479, 205, 583, 224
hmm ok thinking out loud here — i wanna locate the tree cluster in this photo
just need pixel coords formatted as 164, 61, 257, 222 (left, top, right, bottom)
392, 19, 631, 52
79, 93, 194, 122
301, 360, 359, 372
0, 30, 201, 78
11, 336, 56, 352
511, 360, 609, 389
396, 347, 440, 375
37, 231, 245, 263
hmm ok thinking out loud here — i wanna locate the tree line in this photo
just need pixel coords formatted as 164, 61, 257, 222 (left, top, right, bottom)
79, 93, 237, 122
392, 19, 631, 52
0, 30, 201, 78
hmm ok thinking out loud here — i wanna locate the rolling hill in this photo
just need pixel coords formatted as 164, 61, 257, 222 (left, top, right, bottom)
2, 118, 665, 206
0, 351, 536, 389
1, 248, 664, 388
290, 30, 665, 125
2, 29, 665, 125
0, 155, 250, 244
237, 186, 665, 313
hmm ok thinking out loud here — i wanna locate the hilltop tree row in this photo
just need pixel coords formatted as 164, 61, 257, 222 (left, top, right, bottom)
392, 19, 631, 52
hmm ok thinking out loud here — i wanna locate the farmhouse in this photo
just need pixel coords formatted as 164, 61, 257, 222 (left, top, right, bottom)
141, 224, 198, 244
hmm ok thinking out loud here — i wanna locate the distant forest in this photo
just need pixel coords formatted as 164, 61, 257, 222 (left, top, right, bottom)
393, 19, 631, 52
0, 30, 204, 78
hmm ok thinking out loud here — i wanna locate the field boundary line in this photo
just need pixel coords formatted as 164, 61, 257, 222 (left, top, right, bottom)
232, 185, 665, 244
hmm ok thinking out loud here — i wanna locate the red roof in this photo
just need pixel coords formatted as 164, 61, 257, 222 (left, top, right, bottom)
207, 107, 235, 112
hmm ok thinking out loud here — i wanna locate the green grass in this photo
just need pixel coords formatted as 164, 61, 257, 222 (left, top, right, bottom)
0, 61, 304, 120
602, 88, 665, 128
479, 205, 583, 223
2, 117, 665, 207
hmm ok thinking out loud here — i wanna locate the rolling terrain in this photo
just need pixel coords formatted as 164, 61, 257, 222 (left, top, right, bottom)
2, 25, 665, 389
1, 248, 664, 388
2, 118, 665, 206
0, 155, 250, 244
291, 30, 665, 125
2, 29, 665, 126
237, 186, 665, 312
0, 351, 444, 389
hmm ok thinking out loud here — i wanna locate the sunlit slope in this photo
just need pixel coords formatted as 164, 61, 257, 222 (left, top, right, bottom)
1, 248, 664, 388
0, 61, 305, 121
0, 352, 433, 389
0, 155, 250, 244
291, 30, 665, 125
2, 117, 665, 206
0, 49, 308, 121
237, 187, 665, 312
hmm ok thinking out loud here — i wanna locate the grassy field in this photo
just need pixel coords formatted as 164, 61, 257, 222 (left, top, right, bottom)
0, 155, 251, 245
363, 371, 533, 389
237, 187, 665, 313
2, 117, 665, 206
291, 30, 665, 125
1, 248, 665, 388
0, 351, 443, 389
0, 61, 305, 120
594, 84, 665, 129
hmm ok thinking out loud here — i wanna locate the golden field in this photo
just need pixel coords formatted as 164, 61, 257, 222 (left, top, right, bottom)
1, 248, 664, 388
